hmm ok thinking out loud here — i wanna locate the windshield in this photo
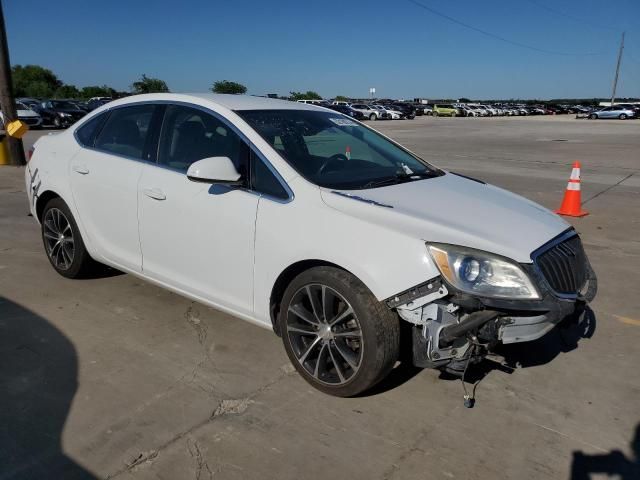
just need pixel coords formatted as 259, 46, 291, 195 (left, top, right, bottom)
51, 101, 78, 110
237, 109, 442, 190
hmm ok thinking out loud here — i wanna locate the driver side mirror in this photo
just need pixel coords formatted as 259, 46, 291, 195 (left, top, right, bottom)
186, 156, 242, 185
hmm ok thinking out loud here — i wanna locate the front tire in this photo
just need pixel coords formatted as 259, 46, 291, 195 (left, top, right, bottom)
369, 114, 376, 121
41, 198, 94, 278
279, 267, 400, 397
589, 113, 598, 120
619, 114, 627, 120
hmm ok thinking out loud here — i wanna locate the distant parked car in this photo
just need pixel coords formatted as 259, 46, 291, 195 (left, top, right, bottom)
390, 102, 416, 119
331, 101, 351, 107
326, 104, 365, 120
38, 100, 87, 128
616, 104, 640, 117
350, 103, 386, 120
0, 102, 43, 129
433, 104, 458, 117
589, 106, 636, 120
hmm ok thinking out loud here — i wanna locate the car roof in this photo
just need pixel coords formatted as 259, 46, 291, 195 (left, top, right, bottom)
103, 93, 325, 112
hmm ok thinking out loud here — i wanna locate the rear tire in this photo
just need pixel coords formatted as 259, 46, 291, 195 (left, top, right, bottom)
41, 197, 95, 278
369, 114, 376, 121
278, 266, 400, 397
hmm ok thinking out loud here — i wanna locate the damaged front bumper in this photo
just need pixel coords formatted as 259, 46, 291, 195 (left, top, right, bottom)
386, 238, 598, 371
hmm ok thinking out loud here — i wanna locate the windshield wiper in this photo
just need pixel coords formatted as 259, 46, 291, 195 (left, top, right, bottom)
360, 171, 436, 190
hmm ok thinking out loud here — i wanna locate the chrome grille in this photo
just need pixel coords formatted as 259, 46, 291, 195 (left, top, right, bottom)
534, 234, 588, 295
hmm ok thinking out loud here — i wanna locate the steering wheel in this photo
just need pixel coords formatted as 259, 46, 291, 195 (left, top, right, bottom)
318, 153, 349, 175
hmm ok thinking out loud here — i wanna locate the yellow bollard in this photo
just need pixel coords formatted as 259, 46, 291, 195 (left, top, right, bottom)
0, 134, 9, 166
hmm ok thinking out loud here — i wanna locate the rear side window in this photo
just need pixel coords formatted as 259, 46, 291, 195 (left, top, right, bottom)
76, 112, 108, 147
94, 104, 155, 159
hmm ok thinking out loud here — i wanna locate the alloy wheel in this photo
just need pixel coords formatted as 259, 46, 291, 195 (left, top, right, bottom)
286, 284, 363, 386
43, 208, 75, 270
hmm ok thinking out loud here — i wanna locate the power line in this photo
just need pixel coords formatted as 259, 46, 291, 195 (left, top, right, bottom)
406, 0, 608, 56
524, 0, 618, 32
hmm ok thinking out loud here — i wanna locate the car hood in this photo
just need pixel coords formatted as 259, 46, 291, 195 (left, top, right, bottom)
17, 109, 39, 117
320, 172, 570, 263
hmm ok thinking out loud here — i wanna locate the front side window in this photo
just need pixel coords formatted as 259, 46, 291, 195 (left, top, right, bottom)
157, 105, 248, 176
237, 109, 442, 190
94, 104, 155, 159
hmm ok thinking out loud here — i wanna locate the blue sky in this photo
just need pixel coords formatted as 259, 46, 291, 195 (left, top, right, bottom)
6, 0, 640, 99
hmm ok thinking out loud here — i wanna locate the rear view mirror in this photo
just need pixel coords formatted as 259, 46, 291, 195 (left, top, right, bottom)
186, 157, 242, 185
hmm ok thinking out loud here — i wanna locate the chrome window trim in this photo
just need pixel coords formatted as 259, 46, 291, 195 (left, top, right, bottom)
72, 100, 294, 204
529, 228, 583, 300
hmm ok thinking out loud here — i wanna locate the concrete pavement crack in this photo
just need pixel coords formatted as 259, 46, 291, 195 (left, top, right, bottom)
582, 173, 635, 205
105, 365, 296, 479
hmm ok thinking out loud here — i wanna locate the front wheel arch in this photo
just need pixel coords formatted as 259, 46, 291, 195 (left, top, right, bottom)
270, 260, 368, 336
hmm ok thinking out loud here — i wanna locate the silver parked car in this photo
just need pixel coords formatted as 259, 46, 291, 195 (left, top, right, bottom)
589, 106, 636, 120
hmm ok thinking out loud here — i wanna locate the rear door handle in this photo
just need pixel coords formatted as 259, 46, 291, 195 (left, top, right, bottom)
143, 188, 166, 201
72, 164, 89, 175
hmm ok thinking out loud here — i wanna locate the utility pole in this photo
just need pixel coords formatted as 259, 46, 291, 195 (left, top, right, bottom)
610, 31, 625, 107
0, 0, 25, 166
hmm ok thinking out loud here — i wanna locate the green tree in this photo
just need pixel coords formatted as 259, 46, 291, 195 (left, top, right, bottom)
12, 64, 62, 97
334, 95, 350, 102
289, 91, 322, 101
458, 97, 471, 103
131, 74, 169, 94
211, 80, 247, 94
54, 84, 81, 98
80, 85, 116, 99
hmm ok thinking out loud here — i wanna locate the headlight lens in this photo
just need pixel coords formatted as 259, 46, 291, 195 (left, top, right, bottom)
59, 112, 70, 117
427, 244, 540, 299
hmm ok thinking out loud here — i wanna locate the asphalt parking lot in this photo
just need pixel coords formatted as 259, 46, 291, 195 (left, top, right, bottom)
2, 115, 639, 479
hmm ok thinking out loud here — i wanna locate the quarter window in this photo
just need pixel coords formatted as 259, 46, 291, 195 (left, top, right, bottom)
94, 105, 155, 159
76, 112, 108, 147
157, 105, 248, 176
250, 151, 288, 199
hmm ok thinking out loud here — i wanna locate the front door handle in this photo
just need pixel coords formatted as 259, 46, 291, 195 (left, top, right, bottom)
72, 164, 89, 175
143, 188, 166, 201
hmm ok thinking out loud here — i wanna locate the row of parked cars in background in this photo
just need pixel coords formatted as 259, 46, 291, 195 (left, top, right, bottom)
431, 102, 639, 119
4, 96, 637, 131
3, 97, 113, 129
299, 98, 640, 121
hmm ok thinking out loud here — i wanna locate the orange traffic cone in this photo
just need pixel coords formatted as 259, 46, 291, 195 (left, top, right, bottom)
556, 161, 588, 217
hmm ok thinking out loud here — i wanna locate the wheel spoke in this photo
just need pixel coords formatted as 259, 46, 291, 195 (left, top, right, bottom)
306, 286, 324, 324
333, 328, 362, 338
333, 339, 359, 369
288, 304, 319, 326
286, 324, 317, 336
313, 343, 328, 379
328, 344, 346, 383
298, 336, 322, 364
62, 243, 74, 265
329, 306, 354, 327
43, 231, 58, 240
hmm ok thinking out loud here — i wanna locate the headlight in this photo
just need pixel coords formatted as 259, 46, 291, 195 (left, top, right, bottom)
427, 244, 540, 300
59, 112, 70, 117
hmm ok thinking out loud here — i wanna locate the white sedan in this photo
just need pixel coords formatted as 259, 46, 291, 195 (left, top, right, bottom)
26, 93, 597, 396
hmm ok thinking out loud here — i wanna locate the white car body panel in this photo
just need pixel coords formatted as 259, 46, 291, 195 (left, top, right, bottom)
138, 164, 259, 316
69, 147, 144, 271
27, 93, 571, 332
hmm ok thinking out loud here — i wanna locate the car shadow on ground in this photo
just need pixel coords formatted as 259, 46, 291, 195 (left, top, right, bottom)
0, 297, 96, 480
570, 423, 640, 479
